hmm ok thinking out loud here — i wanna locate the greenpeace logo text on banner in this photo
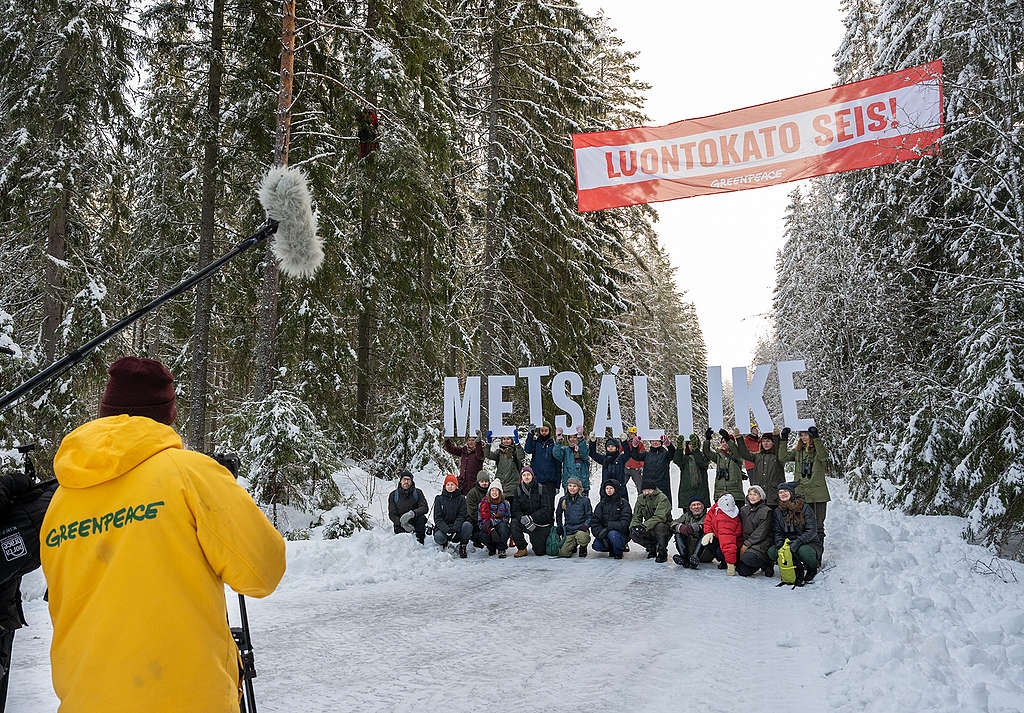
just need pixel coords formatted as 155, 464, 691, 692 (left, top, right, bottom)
711, 169, 784, 188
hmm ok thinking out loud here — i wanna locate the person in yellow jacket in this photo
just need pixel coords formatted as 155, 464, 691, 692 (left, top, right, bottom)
41, 356, 286, 713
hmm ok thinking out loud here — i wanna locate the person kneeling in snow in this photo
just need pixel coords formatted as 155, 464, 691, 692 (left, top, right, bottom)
671, 496, 713, 568
769, 482, 822, 584
556, 477, 593, 557
736, 486, 774, 577
389, 471, 428, 544
511, 466, 552, 557
590, 478, 631, 559
42, 357, 285, 713
479, 479, 512, 557
701, 493, 743, 575
465, 472, 491, 548
629, 480, 672, 562
433, 473, 472, 558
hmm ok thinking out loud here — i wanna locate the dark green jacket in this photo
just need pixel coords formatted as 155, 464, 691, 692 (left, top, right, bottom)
670, 507, 706, 552
731, 436, 784, 506
703, 437, 745, 503
779, 437, 831, 503
485, 443, 525, 495
630, 490, 672, 530
740, 499, 773, 560
673, 442, 710, 506
465, 483, 489, 525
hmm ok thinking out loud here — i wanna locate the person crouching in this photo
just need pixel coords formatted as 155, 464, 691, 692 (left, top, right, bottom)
389, 471, 428, 544
629, 480, 672, 562
590, 479, 632, 559
433, 473, 472, 558
769, 481, 822, 584
556, 477, 593, 557
511, 466, 552, 557
479, 479, 512, 557
671, 496, 712, 569
736, 486, 774, 576
700, 493, 743, 575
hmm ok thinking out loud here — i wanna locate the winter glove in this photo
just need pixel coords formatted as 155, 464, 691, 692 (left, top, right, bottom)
556, 526, 565, 537
524, 517, 536, 532
780, 427, 791, 441
575, 425, 584, 437
630, 525, 647, 539
399, 511, 414, 525
718, 428, 732, 441
596, 528, 609, 541
701, 533, 715, 546
808, 426, 819, 438
690, 434, 700, 450
676, 524, 694, 536
513, 428, 520, 444
726, 563, 736, 576
486, 430, 493, 443
556, 426, 564, 437
705, 428, 715, 441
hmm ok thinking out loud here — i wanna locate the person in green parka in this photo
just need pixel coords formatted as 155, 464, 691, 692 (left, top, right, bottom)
702, 428, 745, 505
485, 431, 526, 508
778, 425, 831, 550
729, 427, 785, 507
673, 433, 711, 507
629, 481, 672, 562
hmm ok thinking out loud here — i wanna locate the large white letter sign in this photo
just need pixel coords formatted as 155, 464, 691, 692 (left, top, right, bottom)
518, 365, 550, 427
633, 375, 664, 441
552, 371, 585, 432
593, 365, 624, 437
732, 365, 775, 432
487, 374, 517, 437
707, 366, 724, 430
444, 376, 480, 437
675, 374, 695, 437
777, 359, 815, 430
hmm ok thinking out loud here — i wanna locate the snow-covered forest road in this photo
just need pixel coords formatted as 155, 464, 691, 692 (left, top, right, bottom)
10, 480, 1024, 713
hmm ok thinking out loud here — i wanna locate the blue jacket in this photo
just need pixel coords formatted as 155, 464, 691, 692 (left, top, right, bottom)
589, 439, 628, 495
524, 431, 562, 484
556, 492, 593, 535
553, 440, 590, 492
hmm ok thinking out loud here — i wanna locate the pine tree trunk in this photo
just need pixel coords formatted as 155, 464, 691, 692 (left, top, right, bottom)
187, 0, 225, 451
353, 0, 379, 433
477, 0, 504, 378
255, 0, 297, 399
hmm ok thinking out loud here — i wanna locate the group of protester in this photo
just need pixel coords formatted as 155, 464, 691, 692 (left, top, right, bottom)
389, 421, 831, 585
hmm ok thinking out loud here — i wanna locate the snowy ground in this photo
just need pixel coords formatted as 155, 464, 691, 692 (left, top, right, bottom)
9, 476, 1024, 713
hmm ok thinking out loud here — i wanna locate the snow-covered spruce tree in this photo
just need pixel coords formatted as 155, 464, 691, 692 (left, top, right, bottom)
771, 0, 1024, 554
216, 389, 344, 529
0, 0, 137, 453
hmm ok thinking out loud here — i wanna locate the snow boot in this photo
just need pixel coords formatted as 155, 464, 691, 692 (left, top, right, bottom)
487, 546, 496, 556
655, 549, 668, 563
579, 545, 587, 558
764, 562, 775, 577
458, 543, 467, 559
672, 554, 685, 566
687, 555, 700, 569
804, 566, 818, 584
646, 549, 657, 559
498, 549, 507, 559
623, 544, 630, 553
612, 552, 623, 560
717, 561, 728, 570
514, 548, 529, 558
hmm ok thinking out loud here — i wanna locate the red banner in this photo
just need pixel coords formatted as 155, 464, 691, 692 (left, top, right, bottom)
572, 61, 943, 212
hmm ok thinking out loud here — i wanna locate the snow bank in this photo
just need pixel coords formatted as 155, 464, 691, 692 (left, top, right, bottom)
278, 528, 456, 593
822, 479, 1024, 713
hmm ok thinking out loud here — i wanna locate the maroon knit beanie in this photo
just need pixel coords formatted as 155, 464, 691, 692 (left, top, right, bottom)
99, 357, 177, 425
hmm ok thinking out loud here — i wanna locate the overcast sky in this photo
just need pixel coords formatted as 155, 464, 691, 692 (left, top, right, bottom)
576, 0, 846, 369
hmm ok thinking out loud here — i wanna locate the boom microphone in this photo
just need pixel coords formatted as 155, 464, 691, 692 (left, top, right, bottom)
0, 165, 322, 413
259, 166, 323, 278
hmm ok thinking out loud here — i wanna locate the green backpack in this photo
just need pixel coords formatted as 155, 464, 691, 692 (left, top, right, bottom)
778, 540, 797, 584
545, 526, 564, 556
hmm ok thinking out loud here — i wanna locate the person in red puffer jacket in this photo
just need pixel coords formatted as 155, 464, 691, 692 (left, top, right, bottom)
700, 493, 743, 575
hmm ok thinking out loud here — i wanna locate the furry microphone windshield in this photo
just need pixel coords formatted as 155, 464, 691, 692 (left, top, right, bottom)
258, 165, 324, 278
